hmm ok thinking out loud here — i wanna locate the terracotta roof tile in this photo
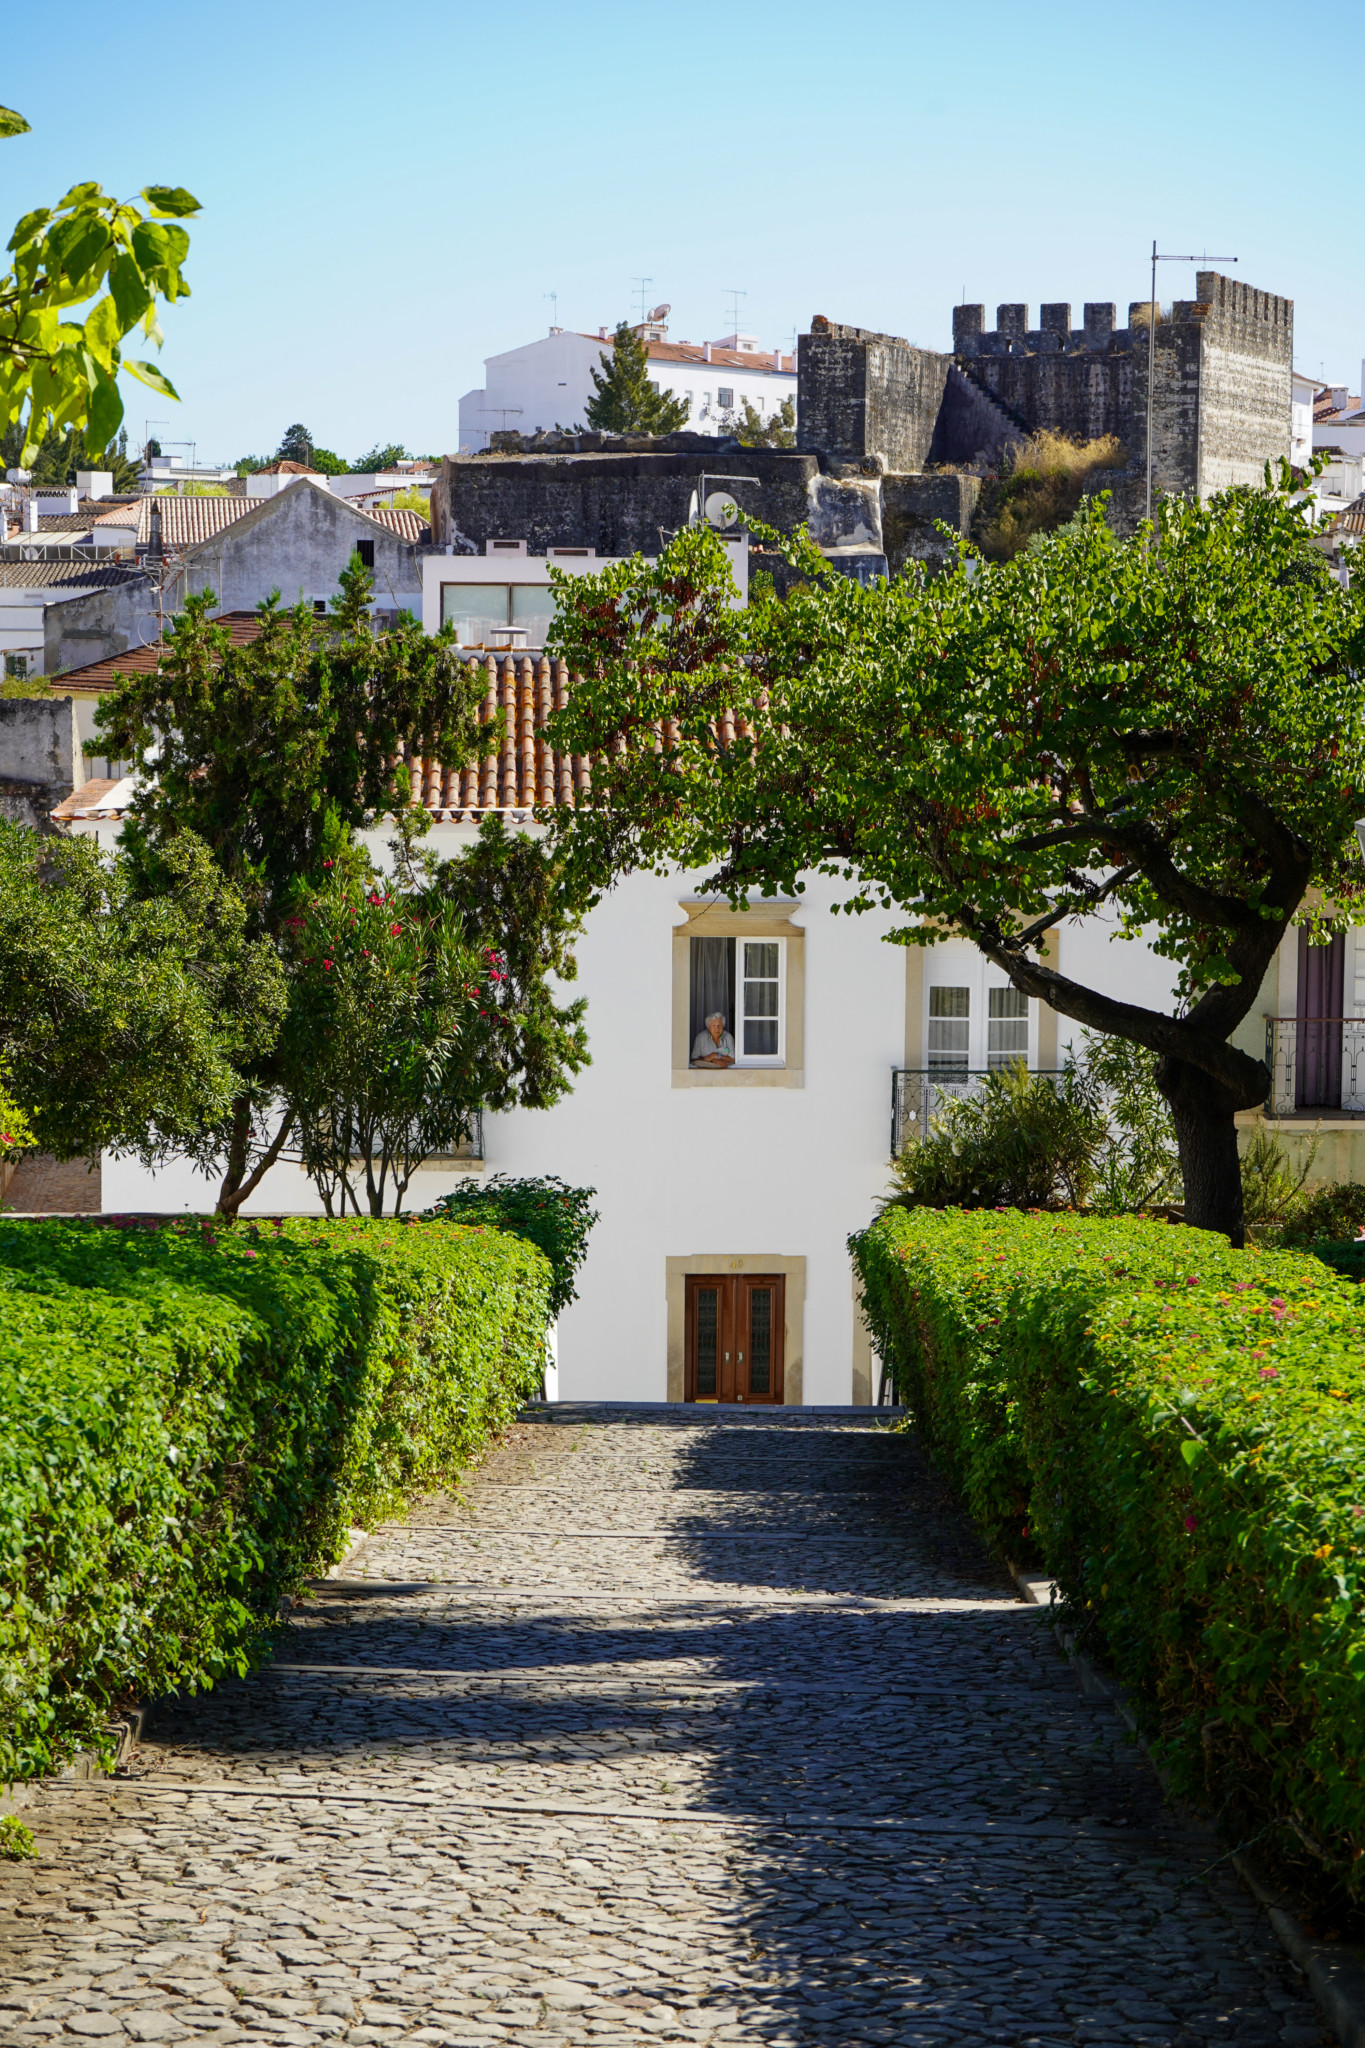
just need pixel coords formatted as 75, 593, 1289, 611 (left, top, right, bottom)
53, 612, 265, 692
365, 507, 427, 542
0, 560, 146, 590
92, 496, 254, 548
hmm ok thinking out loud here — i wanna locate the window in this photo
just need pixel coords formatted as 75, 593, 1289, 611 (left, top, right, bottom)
689, 936, 784, 1068
356, 539, 375, 568
439, 582, 558, 647
717, 386, 735, 409
988, 986, 1028, 1068
928, 987, 970, 1070
313, 599, 328, 616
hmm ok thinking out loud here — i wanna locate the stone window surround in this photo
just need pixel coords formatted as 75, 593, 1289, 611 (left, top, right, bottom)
665, 1253, 805, 1405
672, 897, 805, 1088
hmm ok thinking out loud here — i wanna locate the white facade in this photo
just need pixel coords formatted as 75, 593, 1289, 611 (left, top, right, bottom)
1292, 369, 1317, 468
459, 327, 797, 452
421, 537, 747, 649
1313, 365, 1365, 460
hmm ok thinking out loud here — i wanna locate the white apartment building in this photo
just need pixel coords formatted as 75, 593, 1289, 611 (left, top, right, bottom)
459, 320, 796, 452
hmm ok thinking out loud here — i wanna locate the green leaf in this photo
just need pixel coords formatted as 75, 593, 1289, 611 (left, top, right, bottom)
82, 296, 122, 369
1179, 1438, 1205, 1466
107, 251, 152, 333
141, 185, 200, 218
85, 364, 123, 450
123, 359, 180, 401
7, 207, 51, 253
0, 106, 31, 139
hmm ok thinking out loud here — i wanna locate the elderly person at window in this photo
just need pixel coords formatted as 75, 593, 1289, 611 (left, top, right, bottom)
691, 1011, 735, 1067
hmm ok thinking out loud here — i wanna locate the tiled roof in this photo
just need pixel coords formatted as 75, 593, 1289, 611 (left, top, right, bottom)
0, 560, 146, 590
366, 507, 427, 541
50, 777, 131, 823
248, 460, 322, 476
52, 612, 265, 692
34, 511, 107, 533
92, 496, 255, 548
54, 652, 585, 821
577, 332, 793, 374
1329, 492, 1365, 537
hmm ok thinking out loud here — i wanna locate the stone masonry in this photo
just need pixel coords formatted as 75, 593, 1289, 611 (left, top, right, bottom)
0, 1407, 1331, 2048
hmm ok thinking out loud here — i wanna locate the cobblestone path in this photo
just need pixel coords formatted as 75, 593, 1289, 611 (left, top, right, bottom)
0, 1408, 1332, 2048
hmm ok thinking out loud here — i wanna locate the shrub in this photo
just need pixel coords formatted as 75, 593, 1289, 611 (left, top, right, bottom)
0, 1213, 550, 1779
1278, 1179, 1365, 1248
890, 1063, 1102, 1211
974, 431, 1128, 562
425, 1174, 598, 1322
851, 1205, 1365, 1899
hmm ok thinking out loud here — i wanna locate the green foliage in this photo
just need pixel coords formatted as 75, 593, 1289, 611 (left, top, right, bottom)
0, 670, 52, 698
0, 124, 198, 459
0, 1061, 35, 1164
974, 431, 1128, 561
544, 480, 1365, 1236
852, 1205, 1365, 1901
1307, 1238, 1365, 1285
426, 1175, 599, 1322
383, 485, 431, 516
891, 1063, 1103, 1211
0, 1817, 36, 1860
729, 395, 796, 448
0, 819, 283, 1164
352, 442, 410, 474
274, 422, 315, 465
1281, 1181, 1365, 1247
280, 870, 495, 1216
583, 323, 689, 434
0, 1212, 551, 1779
0, 418, 140, 492
1239, 1119, 1320, 1229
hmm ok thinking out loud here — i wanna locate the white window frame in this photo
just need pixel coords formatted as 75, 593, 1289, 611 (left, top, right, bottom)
735, 935, 785, 1068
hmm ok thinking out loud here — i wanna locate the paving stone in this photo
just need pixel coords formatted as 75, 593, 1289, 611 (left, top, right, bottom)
0, 1413, 1335, 2048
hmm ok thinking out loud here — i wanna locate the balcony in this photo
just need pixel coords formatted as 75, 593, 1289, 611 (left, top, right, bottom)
1264, 1019, 1365, 1118
891, 1069, 1068, 1159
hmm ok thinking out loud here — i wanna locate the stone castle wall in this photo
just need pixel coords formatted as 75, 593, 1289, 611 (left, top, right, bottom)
797, 320, 949, 475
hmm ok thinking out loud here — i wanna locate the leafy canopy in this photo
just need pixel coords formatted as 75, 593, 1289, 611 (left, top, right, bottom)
583, 323, 689, 435
0, 108, 198, 461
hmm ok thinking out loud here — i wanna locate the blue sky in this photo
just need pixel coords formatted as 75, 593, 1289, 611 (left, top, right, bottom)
3, 0, 1344, 464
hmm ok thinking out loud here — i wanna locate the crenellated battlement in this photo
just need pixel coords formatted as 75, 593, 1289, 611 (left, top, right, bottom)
953, 272, 1292, 368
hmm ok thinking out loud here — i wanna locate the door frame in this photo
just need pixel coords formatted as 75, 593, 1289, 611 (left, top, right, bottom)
667, 1255, 805, 1405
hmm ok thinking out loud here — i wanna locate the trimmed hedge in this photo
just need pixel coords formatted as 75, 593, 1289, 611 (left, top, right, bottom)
852, 1207, 1365, 1895
0, 1213, 550, 1779
426, 1174, 598, 1322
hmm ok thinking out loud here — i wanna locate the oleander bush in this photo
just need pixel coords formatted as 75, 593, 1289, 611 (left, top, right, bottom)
851, 1205, 1365, 1897
0, 1213, 551, 1780
425, 1175, 598, 1321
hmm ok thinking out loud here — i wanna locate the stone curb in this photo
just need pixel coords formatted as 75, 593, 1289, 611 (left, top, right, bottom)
1013, 1567, 1365, 2048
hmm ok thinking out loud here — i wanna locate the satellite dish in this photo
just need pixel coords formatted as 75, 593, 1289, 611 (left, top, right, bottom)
648, 302, 671, 322
704, 490, 741, 529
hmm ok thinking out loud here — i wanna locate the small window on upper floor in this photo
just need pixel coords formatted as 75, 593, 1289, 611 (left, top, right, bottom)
690, 936, 785, 1068
313, 599, 328, 616
356, 539, 375, 568
717, 386, 735, 410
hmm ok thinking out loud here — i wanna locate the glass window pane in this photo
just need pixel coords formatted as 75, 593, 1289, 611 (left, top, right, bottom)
440, 583, 509, 645
743, 1018, 779, 1055
741, 941, 781, 1058
510, 584, 556, 642
697, 1288, 718, 1399
748, 1289, 771, 1395
928, 986, 970, 1068
987, 985, 1028, 1068
744, 943, 778, 979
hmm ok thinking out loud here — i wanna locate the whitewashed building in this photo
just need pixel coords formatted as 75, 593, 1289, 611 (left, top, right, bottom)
459, 320, 796, 452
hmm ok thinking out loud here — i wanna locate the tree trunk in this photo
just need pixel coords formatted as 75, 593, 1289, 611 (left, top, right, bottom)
1158, 1057, 1247, 1245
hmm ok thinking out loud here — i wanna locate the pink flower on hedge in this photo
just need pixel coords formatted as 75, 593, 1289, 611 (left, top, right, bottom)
1186, 1275, 1200, 1286
242, 1249, 258, 1259
1258, 1366, 1280, 1380
390, 922, 403, 936
1184, 1515, 1199, 1532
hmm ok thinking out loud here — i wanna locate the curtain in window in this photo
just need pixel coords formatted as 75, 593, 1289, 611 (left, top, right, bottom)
1297, 927, 1344, 1109
690, 937, 736, 1057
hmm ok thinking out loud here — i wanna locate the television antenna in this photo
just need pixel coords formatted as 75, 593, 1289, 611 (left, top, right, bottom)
631, 276, 653, 325
1144, 242, 1237, 523
724, 288, 747, 335
544, 290, 558, 331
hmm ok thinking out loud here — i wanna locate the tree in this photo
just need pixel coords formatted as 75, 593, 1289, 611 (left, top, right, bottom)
0, 107, 197, 461
274, 423, 315, 465
728, 395, 796, 448
542, 484, 1365, 1245
279, 866, 496, 1216
308, 446, 347, 475
0, 419, 140, 491
98, 555, 589, 1214
583, 323, 690, 435
352, 442, 409, 473
0, 819, 283, 1165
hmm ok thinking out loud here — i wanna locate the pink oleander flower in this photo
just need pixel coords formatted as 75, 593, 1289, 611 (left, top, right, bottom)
1184, 1515, 1199, 1532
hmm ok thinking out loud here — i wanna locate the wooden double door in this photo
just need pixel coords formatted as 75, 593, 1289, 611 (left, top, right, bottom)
685, 1274, 785, 1404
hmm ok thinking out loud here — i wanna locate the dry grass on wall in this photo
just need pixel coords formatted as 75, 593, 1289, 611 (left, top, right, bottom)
974, 431, 1128, 561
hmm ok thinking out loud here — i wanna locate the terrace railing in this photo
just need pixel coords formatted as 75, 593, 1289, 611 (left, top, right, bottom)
1264, 1019, 1365, 1118
890, 1069, 1069, 1160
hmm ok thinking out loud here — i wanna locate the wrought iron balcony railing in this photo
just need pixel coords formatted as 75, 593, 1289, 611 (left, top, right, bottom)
1264, 1019, 1365, 1117
891, 1068, 1069, 1159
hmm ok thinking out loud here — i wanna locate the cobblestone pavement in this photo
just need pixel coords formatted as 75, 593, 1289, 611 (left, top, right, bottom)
0, 1408, 1333, 2048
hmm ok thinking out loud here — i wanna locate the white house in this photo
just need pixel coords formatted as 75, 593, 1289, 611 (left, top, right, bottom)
1313, 367, 1365, 460
459, 320, 797, 452
1292, 368, 1318, 468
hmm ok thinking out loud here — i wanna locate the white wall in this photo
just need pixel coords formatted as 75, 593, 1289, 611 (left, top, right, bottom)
458, 330, 796, 451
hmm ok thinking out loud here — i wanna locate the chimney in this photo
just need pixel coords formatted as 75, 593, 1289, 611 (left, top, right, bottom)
148, 502, 163, 561
598, 326, 608, 340
772, 348, 782, 370
703, 341, 712, 363
23, 499, 39, 533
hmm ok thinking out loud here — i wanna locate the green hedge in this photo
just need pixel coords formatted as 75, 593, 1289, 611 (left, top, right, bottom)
425, 1175, 598, 1322
0, 1213, 550, 1780
851, 1206, 1365, 1895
